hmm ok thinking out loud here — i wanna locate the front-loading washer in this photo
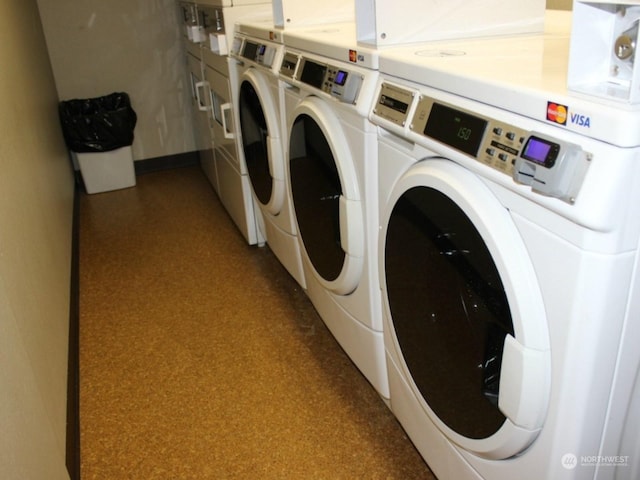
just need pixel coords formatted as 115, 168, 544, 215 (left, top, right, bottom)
370, 9, 640, 480
230, 22, 306, 288
279, 30, 389, 399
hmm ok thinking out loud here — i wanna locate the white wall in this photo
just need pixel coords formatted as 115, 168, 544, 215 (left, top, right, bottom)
0, 0, 75, 479
37, 0, 196, 162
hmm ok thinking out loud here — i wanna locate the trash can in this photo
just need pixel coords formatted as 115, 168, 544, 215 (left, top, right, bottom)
59, 92, 137, 194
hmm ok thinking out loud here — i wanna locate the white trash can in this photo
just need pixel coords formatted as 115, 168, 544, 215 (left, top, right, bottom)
73, 145, 136, 194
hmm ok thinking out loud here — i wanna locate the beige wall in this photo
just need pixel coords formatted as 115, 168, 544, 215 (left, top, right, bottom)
547, 0, 573, 9
0, 0, 75, 479
37, 0, 196, 162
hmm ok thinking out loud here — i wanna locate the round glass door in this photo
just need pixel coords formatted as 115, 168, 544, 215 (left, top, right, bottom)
290, 113, 343, 280
238, 70, 284, 214
239, 80, 272, 204
386, 185, 513, 439
288, 98, 363, 295
381, 158, 550, 459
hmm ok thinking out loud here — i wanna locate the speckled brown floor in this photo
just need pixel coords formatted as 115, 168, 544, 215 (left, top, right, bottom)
79, 166, 436, 479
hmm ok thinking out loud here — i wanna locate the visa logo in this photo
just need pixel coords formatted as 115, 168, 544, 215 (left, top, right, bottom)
570, 112, 591, 128
546, 101, 591, 129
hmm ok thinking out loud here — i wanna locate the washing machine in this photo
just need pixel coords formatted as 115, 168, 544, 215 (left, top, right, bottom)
229, 22, 307, 287
193, 0, 272, 245
279, 30, 389, 398
370, 9, 640, 480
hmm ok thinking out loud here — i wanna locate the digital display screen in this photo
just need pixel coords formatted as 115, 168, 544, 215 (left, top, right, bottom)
258, 44, 266, 56
521, 136, 559, 168
334, 70, 348, 86
424, 103, 487, 157
242, 41, 258, 60
300, 60, 327, 89
379, 94, 409, 114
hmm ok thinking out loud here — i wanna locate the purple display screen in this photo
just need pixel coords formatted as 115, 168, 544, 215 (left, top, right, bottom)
521, 136, 559, 168
334, 70, 348, 86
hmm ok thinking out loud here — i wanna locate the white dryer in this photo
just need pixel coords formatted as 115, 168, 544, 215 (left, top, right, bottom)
279, 29, 389, 399
178, 2, 218, 191
230, 22, 306, 287
371, 10, 640, 480
195, 0, 272, 245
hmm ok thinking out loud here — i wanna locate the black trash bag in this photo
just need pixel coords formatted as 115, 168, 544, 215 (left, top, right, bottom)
59, 92, 137, 153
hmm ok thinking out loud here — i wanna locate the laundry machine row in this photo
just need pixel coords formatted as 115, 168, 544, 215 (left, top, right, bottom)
227, 19, 380, 291
369, 10, 640, 480
185, 5, 640, 479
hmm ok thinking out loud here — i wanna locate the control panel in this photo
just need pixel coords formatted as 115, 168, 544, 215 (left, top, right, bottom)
198, 6, 225, 35
374, 83, 592, 204
240, 40, 277, 68
280, 51, 299, 79
196, 5, 228, 54
280, 51, 363, 104
178, 2, 198, 31
373, 83, 415, 127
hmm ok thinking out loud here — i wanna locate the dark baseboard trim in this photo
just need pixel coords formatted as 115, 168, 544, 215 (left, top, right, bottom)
134, 151, 200, 176
66, 185, 81, 480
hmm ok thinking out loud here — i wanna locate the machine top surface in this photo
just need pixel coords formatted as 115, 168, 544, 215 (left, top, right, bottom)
236, 20, 283, 43
378, 10, 640, 147
282, 22, 380, 70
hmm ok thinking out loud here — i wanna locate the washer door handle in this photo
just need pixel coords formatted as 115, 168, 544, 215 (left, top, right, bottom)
498, 334, 550, 430
339, 196, 364, 258
267, 135, 284, 180
220, 102, 235, 139
195, 81, 211, 112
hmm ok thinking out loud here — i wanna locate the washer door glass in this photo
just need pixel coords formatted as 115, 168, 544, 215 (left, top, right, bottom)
386, 184, 514, 439
289, 113, 344, 281
239, 80, 273, 206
